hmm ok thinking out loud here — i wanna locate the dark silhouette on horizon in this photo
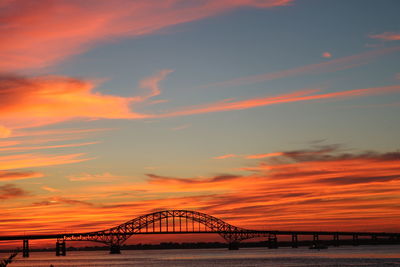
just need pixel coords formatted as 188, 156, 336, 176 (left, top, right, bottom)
1, 210, 399, 257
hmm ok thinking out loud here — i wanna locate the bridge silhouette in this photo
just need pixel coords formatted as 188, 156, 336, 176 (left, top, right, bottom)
1, 210, 399, 257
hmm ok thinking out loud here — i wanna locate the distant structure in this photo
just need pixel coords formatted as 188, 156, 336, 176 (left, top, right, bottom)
1, 210, 399, 256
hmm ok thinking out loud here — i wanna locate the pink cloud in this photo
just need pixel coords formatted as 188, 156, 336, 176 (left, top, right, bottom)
213, 154, 238, 159
369, 32, 400, 41
138, 69, 174, 101
245, 152, 284, 159
322, 52, 332, 58
154, 85, 400, 117
0, 0, 293, 71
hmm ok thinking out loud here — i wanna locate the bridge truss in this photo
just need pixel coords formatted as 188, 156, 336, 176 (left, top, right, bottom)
61, 210, 268, 252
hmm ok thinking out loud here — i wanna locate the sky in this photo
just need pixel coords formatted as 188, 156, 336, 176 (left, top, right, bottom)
0, 0, 400, 247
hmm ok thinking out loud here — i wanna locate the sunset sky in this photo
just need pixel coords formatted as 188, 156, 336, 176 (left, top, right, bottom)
1, 0, 400, 247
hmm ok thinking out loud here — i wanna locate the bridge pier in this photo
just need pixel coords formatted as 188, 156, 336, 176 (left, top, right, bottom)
56, 240, 66, 256
228, 242, 240, 250
109, 244, 121, 254
371, 234, 378, 245
22, 239, 29, 258
333, 233, 339, 247
352, 234, 359, 246
291, 234, 298, 248
313, 234, 319, 243
267, 234, 278, 249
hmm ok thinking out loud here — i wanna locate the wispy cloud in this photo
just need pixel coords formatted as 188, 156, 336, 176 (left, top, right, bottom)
213, 154, 238, 159
2, 73, 400, 132
138, 69, 174, 101
198, 46, 400, 88
0, 141, 98, 152
41, 186, 60, 193
68, 172, 123, 182
0, 0, 293, 71
369, 32, 400, 41
155, 85, 400, 117
0, 171, 43, 181
0, 153, 92, 170
171, 124, 191, 131
245, 152, 284, 159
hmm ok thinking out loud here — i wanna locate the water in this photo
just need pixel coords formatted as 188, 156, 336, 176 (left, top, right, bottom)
2, 246, 400, 267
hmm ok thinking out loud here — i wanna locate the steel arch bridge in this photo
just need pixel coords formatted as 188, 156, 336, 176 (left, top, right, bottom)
61, 210, 268, 252
1, 209, 400, 256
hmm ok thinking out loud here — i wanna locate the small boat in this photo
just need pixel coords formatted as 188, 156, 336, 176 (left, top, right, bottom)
309, 243, 328, 250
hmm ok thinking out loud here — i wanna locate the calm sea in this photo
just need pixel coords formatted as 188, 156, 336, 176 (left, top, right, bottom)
2, 246, 400, 267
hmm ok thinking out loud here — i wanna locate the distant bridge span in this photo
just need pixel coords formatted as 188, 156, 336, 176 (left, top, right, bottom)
1, 210, 400, 256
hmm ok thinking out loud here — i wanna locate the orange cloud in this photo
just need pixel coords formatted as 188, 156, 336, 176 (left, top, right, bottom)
69, 145, 400, 233
155, 85, 400, 117
369, 32, 400, 41
2, 74, 400, 131
68, 172, 123, 182
245, 152, 284, 159
0, 153, 92, 170
0, 171, 43, 181
0, 125, 12, 138
213, 154, 238, 159
41, 186, 60, 193
0, 0, 293, 71
0, 75, 148, 130
0, 141, 98, 152
1, 144, 400, 239
11, 127, 114, 138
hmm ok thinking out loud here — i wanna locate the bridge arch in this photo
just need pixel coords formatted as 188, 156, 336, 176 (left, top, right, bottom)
63, 210, 265, 248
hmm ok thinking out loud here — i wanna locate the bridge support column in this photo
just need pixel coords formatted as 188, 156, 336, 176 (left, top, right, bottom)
291, 234, 298, 248
371, 235, 378, 245
267, 234, 278, 249
352, 234, 359, 246
228, 242, 240, 250
56, 240, 66, 256
110, 244, 121, 254
333, 233, 339, 247
22, 239, 29, 258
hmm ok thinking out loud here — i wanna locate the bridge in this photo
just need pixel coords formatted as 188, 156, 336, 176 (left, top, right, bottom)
1, 210, 399, 257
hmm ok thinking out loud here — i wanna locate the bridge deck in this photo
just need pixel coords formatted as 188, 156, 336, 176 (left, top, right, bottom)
1, 230, 399, 241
